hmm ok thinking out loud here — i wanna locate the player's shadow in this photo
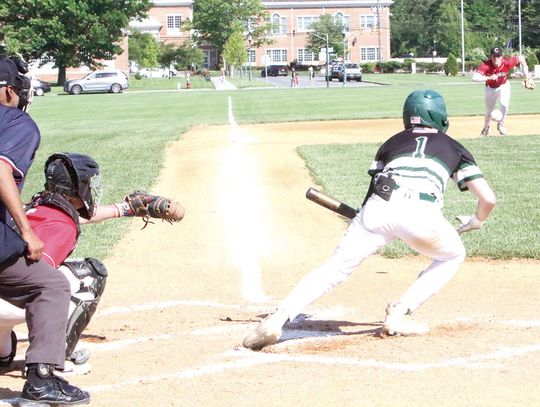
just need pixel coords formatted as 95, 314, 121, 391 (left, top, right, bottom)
0, 385, 22, 400
257, 313, 382, 345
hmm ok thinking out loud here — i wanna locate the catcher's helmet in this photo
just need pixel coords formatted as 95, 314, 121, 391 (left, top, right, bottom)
44, 153, 102, 219
403, 90, 449, 133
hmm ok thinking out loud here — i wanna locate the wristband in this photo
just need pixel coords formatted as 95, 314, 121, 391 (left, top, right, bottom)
113, 202, 133, 217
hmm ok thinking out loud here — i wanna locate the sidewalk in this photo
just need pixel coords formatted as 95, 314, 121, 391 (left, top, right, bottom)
211, 77, 237, 90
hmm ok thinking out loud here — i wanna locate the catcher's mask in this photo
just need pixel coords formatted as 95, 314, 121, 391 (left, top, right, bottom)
403, 89, 449, 133
44, 153, 102, 219
0, 54, 33, 112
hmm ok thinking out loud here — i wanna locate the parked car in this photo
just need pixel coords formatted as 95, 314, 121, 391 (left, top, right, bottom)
330, 63, 362, 82
63, 70, 129, 95
31, 78, 51, 96
261, 65, 288, 77
138, 67, 177, 78
340, 63, 362, 82
320, 60, 340, 80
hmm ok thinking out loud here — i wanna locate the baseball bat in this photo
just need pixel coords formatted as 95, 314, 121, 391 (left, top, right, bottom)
305, 187, 358, 219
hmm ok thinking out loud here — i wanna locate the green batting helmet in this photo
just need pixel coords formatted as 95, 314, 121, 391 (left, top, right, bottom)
403, 90, 449, 133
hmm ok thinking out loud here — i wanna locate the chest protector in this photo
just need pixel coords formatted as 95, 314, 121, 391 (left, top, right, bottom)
27, 192, 81, 238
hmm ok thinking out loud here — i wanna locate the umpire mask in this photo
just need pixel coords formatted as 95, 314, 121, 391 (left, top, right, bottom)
0, 54, 33, 112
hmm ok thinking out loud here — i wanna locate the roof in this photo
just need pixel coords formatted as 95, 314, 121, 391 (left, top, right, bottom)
262, 0, 393, 7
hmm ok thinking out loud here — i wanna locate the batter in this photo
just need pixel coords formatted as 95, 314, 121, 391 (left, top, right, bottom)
243, 90, 497, 350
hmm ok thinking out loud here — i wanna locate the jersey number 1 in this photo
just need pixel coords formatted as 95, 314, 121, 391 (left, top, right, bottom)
413, 136, 427, 158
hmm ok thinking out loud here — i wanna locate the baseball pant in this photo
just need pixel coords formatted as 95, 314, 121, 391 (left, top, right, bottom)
277, 194, 466, 321
0, 256, 70, 368
484, 82, 511, 128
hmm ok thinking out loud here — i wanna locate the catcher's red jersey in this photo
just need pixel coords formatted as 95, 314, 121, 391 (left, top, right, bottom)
476, 56, 519, 88
26, 205, 78, 268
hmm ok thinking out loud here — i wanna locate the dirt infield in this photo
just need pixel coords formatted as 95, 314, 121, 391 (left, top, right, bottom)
2, 115, 540, 407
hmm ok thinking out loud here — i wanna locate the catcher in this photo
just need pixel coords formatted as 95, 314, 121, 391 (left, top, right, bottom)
0, 152, 184, 376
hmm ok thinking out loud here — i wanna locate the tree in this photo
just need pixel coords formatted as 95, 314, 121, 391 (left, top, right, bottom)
437, 0, 462, 57
522, 0, 540, 48
0, 0, 151, 84
192, 0, 271, 66
176, 40, 205, 71
306, 14, 345, 60
129, 30, 159, 68
390, 0, 441, 57
223, 31, 247, 77
158, 43, 180, 71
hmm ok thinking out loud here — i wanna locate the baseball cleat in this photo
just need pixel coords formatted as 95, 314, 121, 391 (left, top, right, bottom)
242, 314, 285, 351
480, 127, 489, 137
20, 363, 90, 406
382, 302, 429, 336
497, 123, 507, 135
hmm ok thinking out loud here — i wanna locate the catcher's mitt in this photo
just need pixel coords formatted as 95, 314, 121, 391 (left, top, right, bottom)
523, 76, 536, 90
124, 190, 184, 226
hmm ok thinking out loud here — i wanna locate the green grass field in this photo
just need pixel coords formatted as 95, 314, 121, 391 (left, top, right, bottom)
27, 74, 540, 259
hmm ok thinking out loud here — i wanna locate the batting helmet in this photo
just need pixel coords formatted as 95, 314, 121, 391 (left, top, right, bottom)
402, 90, 449, 133
44, 153, 102, 219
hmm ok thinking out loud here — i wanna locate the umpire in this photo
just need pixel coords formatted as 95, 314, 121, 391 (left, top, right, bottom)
0, 56, 90, 405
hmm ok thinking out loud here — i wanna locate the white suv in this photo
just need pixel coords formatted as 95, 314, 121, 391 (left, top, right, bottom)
63, 70, 129, 95
330, 63, 362, 82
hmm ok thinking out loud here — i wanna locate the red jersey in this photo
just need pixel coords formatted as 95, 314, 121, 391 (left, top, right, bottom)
476, 56, 519, 89
26, 205, 78, 268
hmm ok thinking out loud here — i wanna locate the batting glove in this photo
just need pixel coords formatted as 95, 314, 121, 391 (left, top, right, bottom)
456, 215, 484, 234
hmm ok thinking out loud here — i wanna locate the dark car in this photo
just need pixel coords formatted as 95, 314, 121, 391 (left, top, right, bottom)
32, 79, 52, 96
261, 65, 288, 77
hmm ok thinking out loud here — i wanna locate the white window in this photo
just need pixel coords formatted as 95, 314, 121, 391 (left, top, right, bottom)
167, 15, 182, 34
361, 47, 380, 61
360, 14, 378, 30
272, 13, 287, 34
334, 12, 350, 32
297, 48, 316, 64
247, 49, 256, 64
297, 16, 318, 32
266, 49, 288, 64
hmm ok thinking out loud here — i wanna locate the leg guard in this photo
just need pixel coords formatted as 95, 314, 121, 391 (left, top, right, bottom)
0, 330, 17, 367
60, 257, 108, 357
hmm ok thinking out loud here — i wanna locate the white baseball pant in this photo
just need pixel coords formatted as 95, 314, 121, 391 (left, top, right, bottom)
277, 194, 466, 321
484, 82, 511, 128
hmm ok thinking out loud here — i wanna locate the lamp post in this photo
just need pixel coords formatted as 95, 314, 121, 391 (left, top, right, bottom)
247, 32, 252, 82
460, 0, 465, 74
311, 31, 330, 88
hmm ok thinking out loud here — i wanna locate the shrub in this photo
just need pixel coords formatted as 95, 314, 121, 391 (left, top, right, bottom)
401, 58, 415, 72
524, 48, 539, 70
376, 61, 401, 73
134, 72, 143, 80
444, 53, 459, 76
360, 63, 375, 74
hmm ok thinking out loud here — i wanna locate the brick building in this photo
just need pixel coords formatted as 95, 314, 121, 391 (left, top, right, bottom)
132, 0, 393, 69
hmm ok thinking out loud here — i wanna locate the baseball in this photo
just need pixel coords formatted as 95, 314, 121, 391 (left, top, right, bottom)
490, 109, 503, 122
